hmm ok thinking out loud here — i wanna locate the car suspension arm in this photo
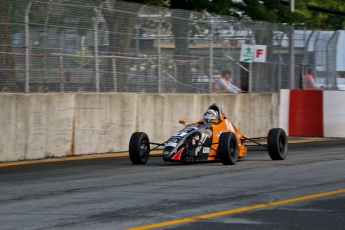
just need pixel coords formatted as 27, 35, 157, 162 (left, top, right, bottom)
242, 137, 268, 148
149, 142, 166, 151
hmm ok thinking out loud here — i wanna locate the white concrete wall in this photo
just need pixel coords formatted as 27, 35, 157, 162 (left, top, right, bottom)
137, 94, 198, 143
279, 89, 290, 135
0, 94, 26, 162
0, 94, 74, 162
323, 91, 345, 137
74, 93, 137, 155
0, 93, 280, 162
237, 93, 279, 137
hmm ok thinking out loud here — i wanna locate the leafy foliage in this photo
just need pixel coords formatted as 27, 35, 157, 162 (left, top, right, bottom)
297, 0, 345, 29
150, 0, 344, 29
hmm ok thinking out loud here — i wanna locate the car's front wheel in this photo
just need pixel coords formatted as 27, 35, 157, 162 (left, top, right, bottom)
129, 132, 150, 164
219, 132, 238, 165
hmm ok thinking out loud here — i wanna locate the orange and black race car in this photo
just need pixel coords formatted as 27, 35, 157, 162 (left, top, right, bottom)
129, 103, 288, 165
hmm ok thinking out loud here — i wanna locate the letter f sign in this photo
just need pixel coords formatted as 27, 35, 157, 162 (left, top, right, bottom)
253, 45, 267, 62
256, 49, 263, 57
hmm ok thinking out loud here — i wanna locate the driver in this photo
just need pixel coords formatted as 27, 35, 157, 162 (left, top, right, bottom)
203, 109, 219, 125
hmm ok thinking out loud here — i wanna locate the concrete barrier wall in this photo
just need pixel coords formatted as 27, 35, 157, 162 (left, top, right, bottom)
323, 91, 345, 137
236, 93, 279, 137
279, 89, 345, 137
0, 94, 74, 162
0, 93, 279, 162
0, 94, 26, 162
137, 94, 199, 143
137, 93, 279, 143
74, 93, 137, 155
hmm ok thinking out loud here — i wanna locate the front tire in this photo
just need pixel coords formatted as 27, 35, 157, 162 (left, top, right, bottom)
219, 132, 238, 165
129, 132, 150, 164
267, 128, 288, 160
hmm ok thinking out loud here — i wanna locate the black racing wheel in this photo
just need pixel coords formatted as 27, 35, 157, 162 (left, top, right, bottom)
267, 128, 288, 160
129, 132, 150, 164
219, 132, 238, 165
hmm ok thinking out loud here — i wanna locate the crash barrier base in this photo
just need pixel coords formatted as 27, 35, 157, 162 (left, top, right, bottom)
279, 89, 345, 137
0, 93, 279, 162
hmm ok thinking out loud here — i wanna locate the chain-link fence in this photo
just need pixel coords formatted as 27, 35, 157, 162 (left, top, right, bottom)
0, 0, 341, 93
300, 30, 341, 90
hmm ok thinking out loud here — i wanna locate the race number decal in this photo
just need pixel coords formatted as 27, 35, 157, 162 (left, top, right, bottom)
173, 127, 197, 137
173, 132, 187, 137
195, 133, 208, 155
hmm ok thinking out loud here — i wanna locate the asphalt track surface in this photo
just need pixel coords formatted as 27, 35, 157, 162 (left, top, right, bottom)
1, 139, 345, 230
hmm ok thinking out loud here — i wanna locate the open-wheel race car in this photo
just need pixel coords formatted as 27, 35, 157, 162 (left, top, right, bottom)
129, 103, 288, 165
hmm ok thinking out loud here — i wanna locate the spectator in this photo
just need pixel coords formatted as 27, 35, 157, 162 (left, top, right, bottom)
305, 68, 322, 90
212, 70, 242, 94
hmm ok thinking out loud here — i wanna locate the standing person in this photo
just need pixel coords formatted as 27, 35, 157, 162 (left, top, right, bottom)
305, 68, 320, 90
212, 70, 242, 94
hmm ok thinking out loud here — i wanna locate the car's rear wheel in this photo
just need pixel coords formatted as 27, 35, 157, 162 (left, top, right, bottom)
129, 132, 150, 164
267, 128, 288, 160
219, 132, 238, 165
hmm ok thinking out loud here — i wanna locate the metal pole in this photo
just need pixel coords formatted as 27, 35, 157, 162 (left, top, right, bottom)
249, 24, 255, 92
289, 0, 295, 89
94, 2, 103, 92
277, 32, 285, 91
209, 16, 217, 93
135, 25, 139, 56
326, 31, 337, 90
43, 0, 53, 88
209, 23, 213, 92
25, 1, 33, 93
59, 31, 65, 92
112, 57, 117, 92
157, 14, 163, 93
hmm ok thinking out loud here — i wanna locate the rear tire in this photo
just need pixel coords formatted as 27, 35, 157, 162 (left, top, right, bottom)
267, 128, 288, 160
219, 132, 238, 165
129, 132, 150, 164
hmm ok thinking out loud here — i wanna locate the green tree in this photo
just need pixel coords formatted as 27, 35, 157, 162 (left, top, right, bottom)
297, 0, 345, 29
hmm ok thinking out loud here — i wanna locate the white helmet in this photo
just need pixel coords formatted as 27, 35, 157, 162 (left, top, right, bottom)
203, 109, 218, 124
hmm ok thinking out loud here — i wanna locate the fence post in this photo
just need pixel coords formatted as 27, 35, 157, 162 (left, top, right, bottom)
59, 31, 65, 92
209, 15, 217, 93
326, 31, 337, 90
289, 0, 295, 89
157, 26, 162, 93
43, 0, 53, 88
94, 2, 103, 92
277, 33, 282, 91
157, 11, 166, 93
288, 33, 295, 90
112, 57, 117, 92
25, 1, 33, 93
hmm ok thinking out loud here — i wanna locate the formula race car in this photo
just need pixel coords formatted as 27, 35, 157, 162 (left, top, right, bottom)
129, 103, 288, 165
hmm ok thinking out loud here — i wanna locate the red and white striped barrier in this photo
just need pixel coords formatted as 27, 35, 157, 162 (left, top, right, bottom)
279, 89, 345, 137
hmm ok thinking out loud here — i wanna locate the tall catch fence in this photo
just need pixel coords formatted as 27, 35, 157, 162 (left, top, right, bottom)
0, 0, 341, 93
303, 30, 340, 90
